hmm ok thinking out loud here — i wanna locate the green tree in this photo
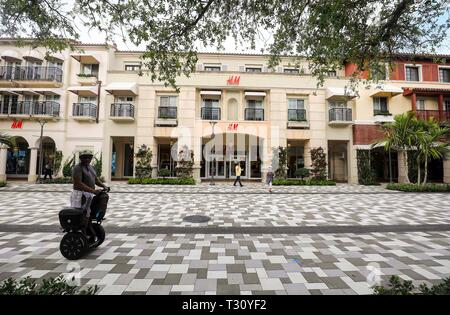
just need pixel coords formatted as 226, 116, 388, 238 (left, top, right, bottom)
135, 144, 152, 178
1, 0, 448, 89
310, 147, 327, 180
374, 111, 419, 183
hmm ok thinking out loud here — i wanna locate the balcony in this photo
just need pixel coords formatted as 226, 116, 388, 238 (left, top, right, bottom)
415, 110, 449, 122
110, 103, 135, 122
0, 66, 63, 83
287, 109, 309, 128
72, 103, 97, 121
0, 101, 60, 120
329, 108, 353, 126
155, 106, 177, 126
245, 108, 264, 121
373, 110, 394, 123
76, 73, 98, 85
201, 107, 221, 120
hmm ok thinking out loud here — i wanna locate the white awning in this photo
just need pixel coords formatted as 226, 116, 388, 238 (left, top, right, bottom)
104, 82, 138, 95
326, 87, 357, 100
68, 86, 98, 96
46, 52, 65, 62
200, 90, 222, 96
1, 50, 21, 61
11, 88, 41, 95
70, 53, 100, 64
244, 91, 266, 97
0, 88, 20, 95
31, 88, 63, 95
370, 84, 403, 97
23, 50, 44, 61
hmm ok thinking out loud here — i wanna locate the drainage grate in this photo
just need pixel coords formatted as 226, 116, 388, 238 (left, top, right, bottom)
183, 215, 211, 223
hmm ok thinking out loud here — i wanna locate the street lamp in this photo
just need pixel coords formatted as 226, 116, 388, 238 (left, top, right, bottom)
37, 120, 47, 184
209, 121, 217, 186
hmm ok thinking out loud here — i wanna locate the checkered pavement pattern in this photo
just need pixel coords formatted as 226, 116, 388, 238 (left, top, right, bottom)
0, 231, 449, 295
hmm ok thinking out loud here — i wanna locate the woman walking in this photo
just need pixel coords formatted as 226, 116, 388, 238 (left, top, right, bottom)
266, 165, 274, 193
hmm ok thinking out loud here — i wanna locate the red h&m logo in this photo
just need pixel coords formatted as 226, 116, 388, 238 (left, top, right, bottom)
227, 75, 240, 85
227, 123, 238, 131
11, 120, 23, 129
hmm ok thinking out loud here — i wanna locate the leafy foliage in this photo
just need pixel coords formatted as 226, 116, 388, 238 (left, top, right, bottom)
1, 1, 448, 89
128, 178, 195, 185
294, 168, 310, 179
0, 276, 98, 295
62, 155, 75, 178
0, 181, 6, 188
386, 183, 450, 192
356, 150, 378, 185
135, 144, 152, 179
158, 168, 171, 178
92, 152, 103, 177
176, 146, 194, 179
53, 150, 63, 177
373, 276, 450, 295
310, 147, 327, 180
273, 179, 336, 186
273, 146, 288, 179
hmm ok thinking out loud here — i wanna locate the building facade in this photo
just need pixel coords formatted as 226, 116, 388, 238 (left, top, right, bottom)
0, 39, 449, 184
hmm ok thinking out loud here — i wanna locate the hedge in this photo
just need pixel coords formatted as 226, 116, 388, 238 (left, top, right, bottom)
128, 177, 196, 185
273, 179, 336, 186
373, 275, 450, 295
0, 181, 6, 187
41, 177, 73, 184
0, 276, 97, 295
386, 183, 450, 192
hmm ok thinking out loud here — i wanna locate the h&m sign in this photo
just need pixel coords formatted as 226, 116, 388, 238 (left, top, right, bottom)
11, 120, 23, 129
227, 123, 238, 131
227, 75, 240, 85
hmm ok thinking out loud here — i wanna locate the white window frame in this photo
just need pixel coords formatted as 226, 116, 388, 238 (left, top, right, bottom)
444, 99, 450, 111
283, 67, 300, 74
404, 64, 422, 82
159, 95, 178, 107
124, 63, 141, 71
203, 64, 222, 72
116, 96, 134, 104
287, 98, 305, 110
201, 98, 220, 108
373, 97, 389, 113
245, 65, 263, 73
328, 101, 347, 108
416, 99, 426, 110
438, 66, 450, 83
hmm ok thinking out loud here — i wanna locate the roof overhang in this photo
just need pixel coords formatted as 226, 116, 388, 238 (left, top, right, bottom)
104, 82, 137, 95
68, 86, 98, 96
1, 50, 21, 62
326, 87, 357, 100
23, 50, 44, 62
70, 53, 100, 64
46, 52, 65, 62
11, 88, 41, 95
200, 90, 222, 96
0, 88, 20, 95
31, 88, 63, 95
403, 87, 450, 96
370, 84, 403, 97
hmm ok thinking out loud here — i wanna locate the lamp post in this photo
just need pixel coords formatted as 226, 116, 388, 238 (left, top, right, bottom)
209, 121, 217, 186
37, 120, 47, 184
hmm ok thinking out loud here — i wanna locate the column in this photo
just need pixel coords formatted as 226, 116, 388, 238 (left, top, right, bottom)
151, 140, 158, 178
397, 150, 408, 183
444, 152, 450, 184
348, 143, 358, 184
438, 94, 444, 121
192, 136, 202, 183
411, 93, 417, 112
0, 144, 8, 182
28, 147, 38, 183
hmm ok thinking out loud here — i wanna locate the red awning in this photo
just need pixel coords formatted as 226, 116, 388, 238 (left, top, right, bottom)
403, 87, 450, 96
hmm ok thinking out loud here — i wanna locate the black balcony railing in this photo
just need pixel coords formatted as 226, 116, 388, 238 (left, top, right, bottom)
329, 108, 352, 122
288, 109, 307, 121
0, 66, 63, 82
0, 101, 60, 116
373, 110, 391, 116
73, 103, 97, 118
111, 103, 134, 117
158, 106, 177, 119
201, 107, 221, 120
245, 108, 264, 121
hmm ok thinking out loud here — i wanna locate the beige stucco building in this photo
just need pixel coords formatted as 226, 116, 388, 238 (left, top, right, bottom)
1, 39, 449, 184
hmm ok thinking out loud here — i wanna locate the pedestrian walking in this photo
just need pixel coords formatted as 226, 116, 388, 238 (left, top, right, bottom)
233, 162, 243, 187
43, 159, 53, 180
266, 165, 274, 193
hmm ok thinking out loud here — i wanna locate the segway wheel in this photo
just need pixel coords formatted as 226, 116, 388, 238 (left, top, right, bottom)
60, 232, 88, 260
92, 223, 105, 247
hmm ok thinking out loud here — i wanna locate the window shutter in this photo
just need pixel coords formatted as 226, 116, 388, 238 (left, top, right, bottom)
239, 66, 245, 72
196, 64, 203, 71
222, 64, 228, 71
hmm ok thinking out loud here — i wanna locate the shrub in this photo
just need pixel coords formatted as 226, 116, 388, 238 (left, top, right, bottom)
135, 144, 152, 178
176, 146, 194, 178
158, 168, 171, 178
128, 178, 196, 185
273, 179, 336, 186
53, 150, 63, 177
373, 275, 450, 295
0, 181, 6, 187
92, 152, 102, 177
62, 155, 75, 178
357, 150, 378, 185
294, 168, 310, 179
386, 183, 450, 192
310, 147, 327, 180
273, 146, 288, 179
0, 276, 98, 295
42, 177, 73, 184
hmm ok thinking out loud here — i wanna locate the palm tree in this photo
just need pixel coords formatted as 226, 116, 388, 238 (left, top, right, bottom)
416, 119, 450, 185
373, 111, 418, 183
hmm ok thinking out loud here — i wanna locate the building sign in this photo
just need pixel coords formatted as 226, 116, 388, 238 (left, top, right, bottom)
11, 120, 23, 129
227, 122, 238, 131
227, 75, 240, 85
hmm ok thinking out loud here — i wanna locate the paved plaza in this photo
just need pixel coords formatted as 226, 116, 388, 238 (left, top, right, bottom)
0, 183, 449, 295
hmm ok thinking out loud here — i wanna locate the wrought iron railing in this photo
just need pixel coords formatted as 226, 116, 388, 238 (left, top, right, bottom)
72, 103, 97, 117
158, 106, 177, 119
111, 103, 134, 117
245, 108, 264, 121
0, 101, 60, 116
0, 66, 63, 82
288, 109, 307, 121
201, 107, 221, 120
329, 108, 352, 122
